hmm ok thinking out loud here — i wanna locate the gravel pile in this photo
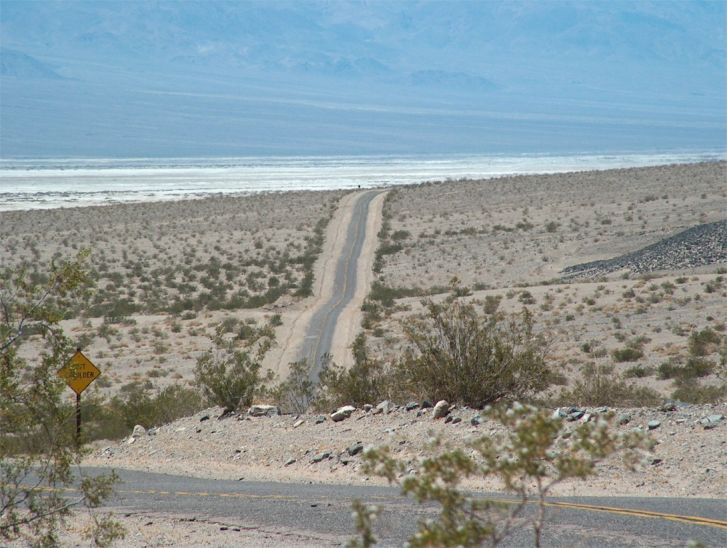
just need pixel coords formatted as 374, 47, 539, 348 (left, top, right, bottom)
562, 220, 727, 278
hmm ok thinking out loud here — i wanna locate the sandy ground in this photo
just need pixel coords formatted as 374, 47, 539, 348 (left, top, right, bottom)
364, 161, 727, 401
377, 162, 726, 290
3, 190, 348, 394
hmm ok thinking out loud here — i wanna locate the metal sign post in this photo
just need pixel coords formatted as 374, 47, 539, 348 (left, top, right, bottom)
57, 348, 101, 445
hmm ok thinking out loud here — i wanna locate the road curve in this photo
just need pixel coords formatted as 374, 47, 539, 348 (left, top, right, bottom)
81, 468, 727, 547
297, 189, 382, 377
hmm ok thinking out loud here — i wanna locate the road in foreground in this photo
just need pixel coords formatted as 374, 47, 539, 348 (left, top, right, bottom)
82, 467, 726, 547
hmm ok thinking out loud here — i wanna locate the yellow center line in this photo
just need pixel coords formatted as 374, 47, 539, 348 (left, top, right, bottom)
545, 501, 727, 529
22, 485, 725, 530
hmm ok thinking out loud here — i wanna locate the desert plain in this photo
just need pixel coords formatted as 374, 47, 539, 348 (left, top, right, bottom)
2, 161, 727, 544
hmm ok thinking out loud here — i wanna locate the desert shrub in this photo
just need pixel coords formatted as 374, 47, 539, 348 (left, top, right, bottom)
623, 364, 655, 378
390, 230, 410, 241
1, 251, 123, 545
194, 322, 274, 411
545, 221, 559, 232
351, 403, 650, 547
659, 357, 714, 381
611, 347, 643, 362
688, 327, 721, 357
394, 299, 550, 407
108, 383, 204, 432
318, 334, 394, 409
368, 282, 423, 308
483, 295, 502, 315
271, 360, 317, 414
671, 379, 727, 404
518, 290, 536, 305
559, 364, 660, 407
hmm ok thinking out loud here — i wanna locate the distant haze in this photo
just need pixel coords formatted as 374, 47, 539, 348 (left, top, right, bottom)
1, 0, 725, 158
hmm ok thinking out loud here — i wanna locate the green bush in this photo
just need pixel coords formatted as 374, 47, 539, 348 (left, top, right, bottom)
394, 299, 550, 407
194, 322, 274, 411
318, 334, 393, 409
658, 357, 714, 380
671, 378, 727, 404
688, 327, 721, 357
271, 360, 317, 414
611, 347, 643, 362
623, 365, 654, 378
559, 364, 660, 407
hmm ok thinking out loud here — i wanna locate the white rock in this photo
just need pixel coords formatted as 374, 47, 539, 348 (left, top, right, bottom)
331, 405, 356, 422
293, 419, 304, 428
375, 400, 393, 415
433, 400, 450, 419
248, 405, 279, 417
132, 424, 146, 437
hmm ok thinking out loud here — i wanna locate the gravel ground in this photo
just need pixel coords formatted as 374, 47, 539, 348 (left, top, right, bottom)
86, 402, 727, 499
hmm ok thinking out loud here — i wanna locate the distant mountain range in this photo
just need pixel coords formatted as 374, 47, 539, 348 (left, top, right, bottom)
1, 0, 724, 158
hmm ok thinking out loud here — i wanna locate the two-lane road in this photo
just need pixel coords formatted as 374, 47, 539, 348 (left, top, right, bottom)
80, 468, 727, 546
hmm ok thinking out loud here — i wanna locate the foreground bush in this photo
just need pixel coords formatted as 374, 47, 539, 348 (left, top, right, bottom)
351, 403, 651, 547
1, 252, 123, 546
395, 298, 550, 407
194, 321, 274, 412
317, 335, 394, 409
271, 359, 317, 414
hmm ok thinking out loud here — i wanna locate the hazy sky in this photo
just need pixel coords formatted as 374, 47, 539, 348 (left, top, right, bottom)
1, 0, 725, 157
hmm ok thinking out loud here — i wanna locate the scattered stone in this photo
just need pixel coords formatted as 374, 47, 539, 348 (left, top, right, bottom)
285, 458, 296, 466
650, 458, 663, 466
331, 405, 356, 422
580, 413, 592, 423
248, 405, 279, 417
127, 436, 136, 445
660, 402, 677, 412
647, 420, 661, 430
363, 404, 373, 412
567, 410, 585, 422
445, 415, 453, 424
311, 452, 331, 463
451, 417, 462, 425
405, 402, 419, 411
433, 400, 450, 419
421, 400, 433, 409
375, 400, 394, 415
552, 408, 566, 419
199, 415, 210, 422
618, 414, 631, 425
595, 407, 609, 414
700, 415, 724, 429
315, 415, 326, 424
471, 415, 482, 426
293, 419, 304, 429
339, 456, 351, 465
132, 425, 146, 437
347, 442, 364, 456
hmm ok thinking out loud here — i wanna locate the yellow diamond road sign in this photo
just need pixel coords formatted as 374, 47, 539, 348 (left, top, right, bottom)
58, 350, 101, 395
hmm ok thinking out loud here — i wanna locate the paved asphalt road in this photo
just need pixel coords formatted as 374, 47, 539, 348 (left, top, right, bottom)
82, 467, 726, 547
298, 190, 381, 378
